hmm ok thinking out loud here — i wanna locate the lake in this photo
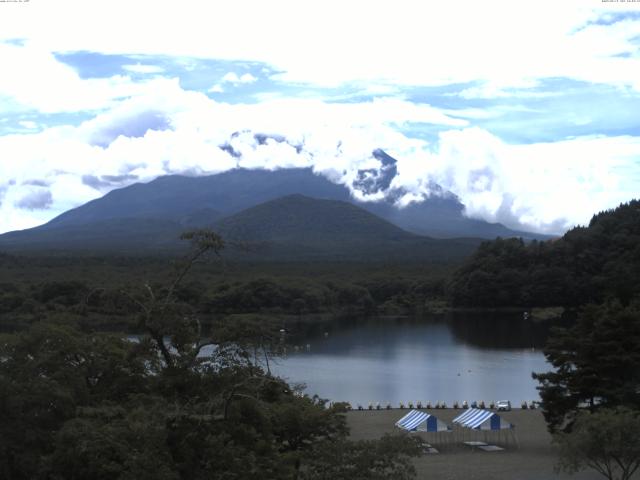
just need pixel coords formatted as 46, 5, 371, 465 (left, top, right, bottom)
271, 313, 558, 407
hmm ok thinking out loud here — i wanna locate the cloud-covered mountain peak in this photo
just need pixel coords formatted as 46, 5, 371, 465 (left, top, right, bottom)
352, 149, 399, 196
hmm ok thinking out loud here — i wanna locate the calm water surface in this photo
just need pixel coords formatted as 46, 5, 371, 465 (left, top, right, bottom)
271, 314, 555, 406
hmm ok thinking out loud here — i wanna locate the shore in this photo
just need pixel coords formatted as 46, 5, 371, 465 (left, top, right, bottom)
346, 409, 605, 480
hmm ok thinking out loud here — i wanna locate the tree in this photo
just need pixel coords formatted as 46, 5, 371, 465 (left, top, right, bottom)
0, 322, 152, 479
123, 229, 226, 371
299, 434, 421, 480
0, 230, 421, 479
555, 408, 640, 480
533, 300, 640, 432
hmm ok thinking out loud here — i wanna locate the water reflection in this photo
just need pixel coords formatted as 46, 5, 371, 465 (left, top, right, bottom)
272, 315, 557, 406
448, 311, 569, 349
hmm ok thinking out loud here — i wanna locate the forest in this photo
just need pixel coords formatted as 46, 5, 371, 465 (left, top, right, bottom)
0, 231, 423, 479
1, 202, 639, 479
448, 200, 640, 308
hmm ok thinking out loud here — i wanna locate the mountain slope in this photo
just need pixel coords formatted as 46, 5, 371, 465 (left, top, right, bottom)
0, 218, 185, 253
211, 195, 481, 261
215, 194, 412, 245
34, 165, 546, 240
0, 194, 482, 261
41, 169, 350, 230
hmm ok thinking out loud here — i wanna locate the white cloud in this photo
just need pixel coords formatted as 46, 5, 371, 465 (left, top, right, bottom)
208, 84, 224, 93
18, 120, 38, 129
2, 1, 639, 91
456, 83, 562, 100
0, 42, 164, 114
0, 1, 638, 235
419, 128, 640, 233
221, 72, 241, 83
220, 72, 258, 85
122, 63, 165, 74
209, 72, 257, 93
0, 76, 638, 235
0, 89, 469, 232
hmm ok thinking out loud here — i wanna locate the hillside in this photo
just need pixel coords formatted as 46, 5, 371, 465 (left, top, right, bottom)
448, 200, 640, 307
215, 194, 415, 245
0, 194, 482, 261
23, 162, 546, 240
212, 194, 481, 261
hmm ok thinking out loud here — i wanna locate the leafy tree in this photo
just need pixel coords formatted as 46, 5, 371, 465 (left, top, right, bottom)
299, 434, 421, 480
0, 322, 152, 479
0, 229, 420, 479
555, 408, 640, 480
533, 301, 640, 432
448, 200, 640, 308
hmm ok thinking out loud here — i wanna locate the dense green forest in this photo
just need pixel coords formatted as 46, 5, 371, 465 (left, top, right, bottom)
1, 201, 639, 478
0, 231, 423, 479
0, 252, 452, 334
512, 200, 640, 468
448, 200, 640, 308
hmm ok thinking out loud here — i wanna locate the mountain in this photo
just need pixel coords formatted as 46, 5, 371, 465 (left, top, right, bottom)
41, 168, 351, 230
0, 194, 481, 261
34, 160, 546, 240
0, 218, 185, 252
0, 152, 550, 257
216, 194, 408, 243
212, 194, 480, 261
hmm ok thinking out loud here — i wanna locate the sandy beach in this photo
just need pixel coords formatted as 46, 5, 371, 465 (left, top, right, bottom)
346, 409, 611, 480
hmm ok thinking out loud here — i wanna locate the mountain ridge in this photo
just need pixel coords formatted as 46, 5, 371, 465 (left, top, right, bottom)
32, 165, 547, 240
0, 193, 483, 262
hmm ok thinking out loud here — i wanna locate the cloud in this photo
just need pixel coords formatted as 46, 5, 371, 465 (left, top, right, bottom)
15, 189, 53, 210
122, 63, 165, 74
0, 75, 637, 235
421, 128, 640, 233
455, 82, 562, 100
18, 120, 38, 129
0, 2, 638, 235
209, 72, 258, 93
221, 72, 257, 84
81, 174, 139, 190
3, 1, 639, 92
0, 87, 467, 232
0, 42, 188, 115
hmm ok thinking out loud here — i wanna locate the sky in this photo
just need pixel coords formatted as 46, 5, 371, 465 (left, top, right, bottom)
0, 0, 639, 235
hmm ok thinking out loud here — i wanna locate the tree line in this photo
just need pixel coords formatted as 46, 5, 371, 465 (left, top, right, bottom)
448, 200, 640, 308
448, 200, 640, 480
0, 230, 422, 479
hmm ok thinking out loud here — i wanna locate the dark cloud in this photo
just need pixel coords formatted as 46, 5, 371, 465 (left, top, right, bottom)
15, 190, 53, 210
254, 133, 286, 145
89, 111, 171, 148
102, 174, 139, 183
219, 143, 242, 158
82, 175, 112, 189
22, 179, 50, 187
230, 130, 249, 139
82, 174, 138, 189
220, 132, 302, 159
